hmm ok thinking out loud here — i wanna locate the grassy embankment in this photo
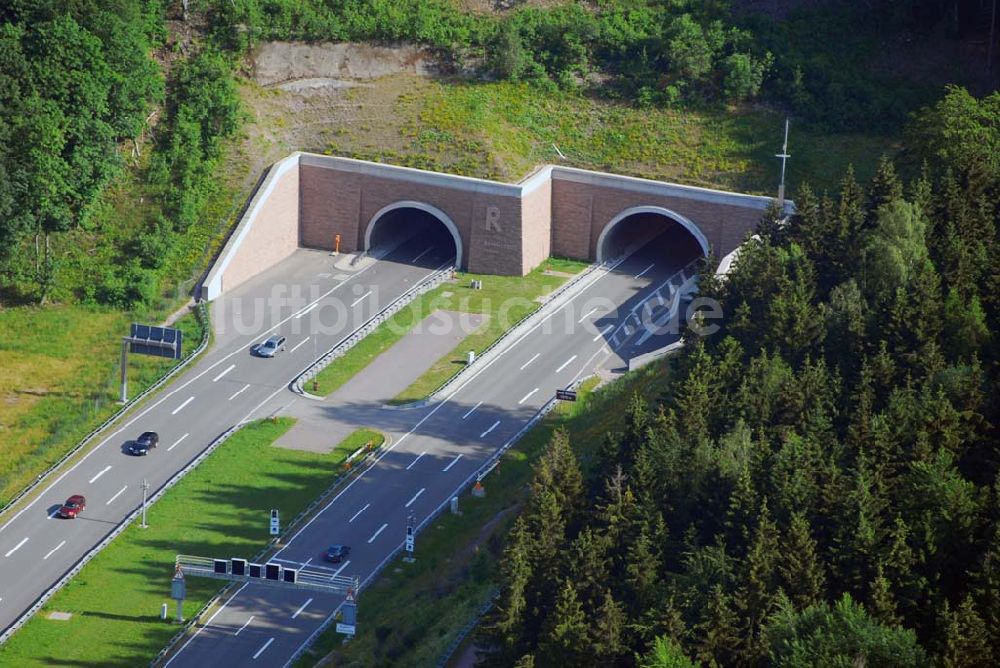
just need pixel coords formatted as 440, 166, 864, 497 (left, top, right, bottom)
310, 257, 587, 399
324, 79, 896, 195
0, 419, 384, 667
296, 360, 673, 667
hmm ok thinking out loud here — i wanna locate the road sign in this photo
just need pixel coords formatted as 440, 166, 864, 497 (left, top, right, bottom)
336, 623, 356, 635
127, 324, 183, 360
269, 509, 280, 536
555, 389, 577, 401
405, 525, 414, 553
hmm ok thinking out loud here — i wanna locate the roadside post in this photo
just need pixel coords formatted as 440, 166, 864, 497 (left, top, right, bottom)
140, 478, 150, 528
269, 509, 280, 539
171, 565, 185, 623
403, 512, 416, 563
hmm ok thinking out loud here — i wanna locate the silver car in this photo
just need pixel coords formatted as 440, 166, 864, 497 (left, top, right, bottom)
254, 335, 286, 358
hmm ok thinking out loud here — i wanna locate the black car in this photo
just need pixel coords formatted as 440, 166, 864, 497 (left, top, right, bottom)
128, 431, 159, 456
324, 544, 351, 564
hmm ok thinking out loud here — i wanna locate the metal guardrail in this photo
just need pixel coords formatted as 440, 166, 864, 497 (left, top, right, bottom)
408, 262, 607, 408
150, 438, 385, 667
0, 301, 211, 520
0, 407, 238, 647
436, 589, 499, 668
290, 264, 454, 397
282, 374, 594, 667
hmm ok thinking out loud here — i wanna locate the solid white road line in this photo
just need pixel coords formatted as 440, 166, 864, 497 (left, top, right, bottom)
635, 263, 655, 279
106, 485, 127, 505
332, 560, 351, 577
235, 615, 255, 636
405, 452, 426, 471
164, 582, 250, 667
292, 598, 313, 619
578, 306, 599, 323
43, 540, 66, 561
167, 433, 189, 452
252, 637, 274, 660
5, 537, 28, 558
89, 465, 112, 484
0, 256, 396, 539
303, 557, 312, 568
404, 488, 425, 508
172, 396, 194, 415
480, 421, 500, 438
593, 324, 614, 341
519, 353, 541, 370
368, 523, 388, 543
229, 384, 250, 401
461, 401, 482, 419
212, 364, 236, 382
443, 454, 462, 472
349, 504, 370, 523
412, 247, 432, 263
274, 257, 628, 554
295, 303, 318, 319
518, 388, 539, 405
350, 290, 372, 308
289, 337, 310, 353
555, 355, 578, 373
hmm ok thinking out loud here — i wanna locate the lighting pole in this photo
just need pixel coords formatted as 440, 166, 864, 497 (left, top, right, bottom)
775, 117, 791, 208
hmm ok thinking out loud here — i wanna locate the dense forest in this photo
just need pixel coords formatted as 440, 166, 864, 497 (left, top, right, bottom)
479, 86, 1000, 666
0, 0, 241, 305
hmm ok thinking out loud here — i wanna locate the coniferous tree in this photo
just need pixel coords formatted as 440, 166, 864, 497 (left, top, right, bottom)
779, 512, 826, 610
538, 580, 588, 666
937, 595, 991, 667
694, 583, 741, 666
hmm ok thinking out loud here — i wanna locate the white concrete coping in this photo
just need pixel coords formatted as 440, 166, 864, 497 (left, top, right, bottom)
202, 152, 300, 301
201, 152, 795, 301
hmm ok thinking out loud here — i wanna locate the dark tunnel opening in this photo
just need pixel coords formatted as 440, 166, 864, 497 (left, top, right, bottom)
367, 207, 460, 268
599, 211, 706, 267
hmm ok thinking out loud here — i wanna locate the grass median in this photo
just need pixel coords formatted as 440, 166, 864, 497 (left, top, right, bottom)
296, 362, 674, 667
0, 418, 369, 667
310, 257, 588, 399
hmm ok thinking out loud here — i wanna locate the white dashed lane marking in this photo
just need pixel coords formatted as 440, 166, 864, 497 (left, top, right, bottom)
443, 454, 462, 472
43, 540, 66, 560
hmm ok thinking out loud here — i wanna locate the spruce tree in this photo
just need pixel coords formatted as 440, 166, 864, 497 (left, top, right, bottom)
695, 583, 741, 666
937, 595, 991, 667
538, 580, 588, 667
868, 155, 904, 216
779, 512, 826, 610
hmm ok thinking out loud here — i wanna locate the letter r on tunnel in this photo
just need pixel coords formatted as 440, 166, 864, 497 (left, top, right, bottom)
485, 206, 502, 233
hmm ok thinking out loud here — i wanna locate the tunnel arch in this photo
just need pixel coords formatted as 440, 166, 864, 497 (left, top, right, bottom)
596, 205, 710, 263
364, 200, 463, 267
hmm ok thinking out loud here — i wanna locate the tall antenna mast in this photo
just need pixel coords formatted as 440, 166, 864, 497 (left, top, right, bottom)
776, 117, 791, 208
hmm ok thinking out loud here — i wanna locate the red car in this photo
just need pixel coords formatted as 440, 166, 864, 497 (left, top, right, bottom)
58, 495, 86, 519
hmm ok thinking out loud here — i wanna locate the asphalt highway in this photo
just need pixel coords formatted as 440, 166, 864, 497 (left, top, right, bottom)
0, 236, 455, 638
164, 235, 695, 667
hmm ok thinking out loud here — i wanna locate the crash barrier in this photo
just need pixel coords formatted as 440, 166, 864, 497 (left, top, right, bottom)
282, 374, 593, 667
290, 264, 455, 398
0, 301, 210, 520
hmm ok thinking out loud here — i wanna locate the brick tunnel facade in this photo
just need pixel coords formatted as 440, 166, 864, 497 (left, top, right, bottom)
203, 152, 784, 300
